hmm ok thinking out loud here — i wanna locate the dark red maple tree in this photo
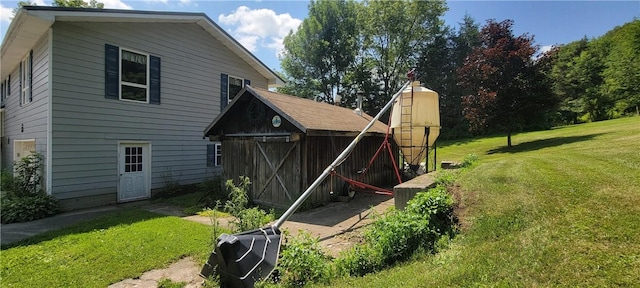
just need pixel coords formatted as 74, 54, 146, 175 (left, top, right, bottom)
458, 19, 557, 147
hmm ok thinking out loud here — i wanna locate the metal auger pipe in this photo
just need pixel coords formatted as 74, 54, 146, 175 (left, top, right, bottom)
273, 80, 411, 229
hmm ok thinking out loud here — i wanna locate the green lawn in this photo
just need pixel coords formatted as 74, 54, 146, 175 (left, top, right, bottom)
0, 209, 222, 287
324, 117, 640, 287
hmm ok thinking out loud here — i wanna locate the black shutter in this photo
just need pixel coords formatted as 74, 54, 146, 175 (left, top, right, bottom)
149, 55, 161, 104
7, 75, 10, 95
220, 73, 228, 111
29, 50, 33, 102
105, 44, 119, 99
244, 79, 251, 87
206, 144, 215, 167
19, 61, 22, 106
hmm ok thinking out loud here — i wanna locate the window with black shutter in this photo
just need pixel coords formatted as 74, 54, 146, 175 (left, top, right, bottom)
105, 44, 160, 104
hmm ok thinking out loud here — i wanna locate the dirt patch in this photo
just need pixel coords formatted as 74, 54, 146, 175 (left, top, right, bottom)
449, 183, 477, 232
108, 257, 204, 288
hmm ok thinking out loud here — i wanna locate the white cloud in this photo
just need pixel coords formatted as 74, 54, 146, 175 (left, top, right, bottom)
179, 0, 191, 4
142, 0, 168, 4
101, 0, 133, 9
218, 6, 301, 55
34, 0, 48, 5
540, 45, 553, 54
0, 4, 12, 23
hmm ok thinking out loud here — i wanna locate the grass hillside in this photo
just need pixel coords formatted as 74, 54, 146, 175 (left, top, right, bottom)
327, 116, 640, 286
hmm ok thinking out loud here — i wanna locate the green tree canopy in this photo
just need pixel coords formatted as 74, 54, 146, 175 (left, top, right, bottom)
52, 0, 104, 8
279, 0, 359, 103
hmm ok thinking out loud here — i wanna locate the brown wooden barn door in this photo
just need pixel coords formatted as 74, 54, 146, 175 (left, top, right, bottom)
253, 139, 300, 209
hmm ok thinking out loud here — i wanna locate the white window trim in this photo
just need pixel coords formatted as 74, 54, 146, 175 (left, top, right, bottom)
227, 75, 244, 103
14, 139, 36, 162
215, 143, 222, 167
119, 47, 150, 104
1, 77, 8, 104
21, 55, 31, 106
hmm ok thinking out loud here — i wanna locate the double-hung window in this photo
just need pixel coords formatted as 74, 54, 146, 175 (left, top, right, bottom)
105, 44, 160, 104
20, 52, 32, 106
120, 49, 149, 102
219, 74, 250, 111
1, 76, 9, 107
207, 143, 222, 167
228, 76, 244, 102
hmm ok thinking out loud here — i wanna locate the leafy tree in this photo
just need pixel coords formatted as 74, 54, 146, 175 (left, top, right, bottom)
280, 0, 359, 103
52, 0, 104, 8
600, 20, 640, 116
548, 38, 590, 124
359, 0, 447, 114
12, 1, 36, 17
573, 39, 611, 121
458, 19, 557, 147
417, 14, 481, 139
14, 0, 104, 17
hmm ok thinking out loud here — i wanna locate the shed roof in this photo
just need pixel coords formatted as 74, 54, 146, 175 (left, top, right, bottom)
204, 86, 389, 137
1, 6, 284, 87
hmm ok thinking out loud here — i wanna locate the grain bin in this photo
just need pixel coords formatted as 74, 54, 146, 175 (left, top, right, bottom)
390, 81, 440, 171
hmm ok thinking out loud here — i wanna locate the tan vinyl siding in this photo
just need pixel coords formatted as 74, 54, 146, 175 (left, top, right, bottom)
50, 21, 268, 200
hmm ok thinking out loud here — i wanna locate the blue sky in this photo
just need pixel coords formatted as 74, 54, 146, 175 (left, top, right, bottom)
1, 1, 638, 72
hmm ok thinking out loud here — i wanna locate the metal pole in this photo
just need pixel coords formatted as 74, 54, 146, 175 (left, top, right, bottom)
274, 80, 411, 228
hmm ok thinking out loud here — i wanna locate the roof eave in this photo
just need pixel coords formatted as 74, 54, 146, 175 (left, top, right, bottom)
1, 7, 285, 85
1, 9, 54, 79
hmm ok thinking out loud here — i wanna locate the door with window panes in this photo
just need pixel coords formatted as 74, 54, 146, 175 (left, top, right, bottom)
118, 143, 150, 202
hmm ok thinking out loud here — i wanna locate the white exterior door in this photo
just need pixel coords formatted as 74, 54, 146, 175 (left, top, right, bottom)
118, 142, 150, 202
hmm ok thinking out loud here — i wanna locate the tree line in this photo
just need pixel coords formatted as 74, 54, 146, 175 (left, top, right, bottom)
279, 0, 639, 145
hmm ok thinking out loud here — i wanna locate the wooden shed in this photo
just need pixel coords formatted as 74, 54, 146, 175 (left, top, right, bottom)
204, 86, 400, 209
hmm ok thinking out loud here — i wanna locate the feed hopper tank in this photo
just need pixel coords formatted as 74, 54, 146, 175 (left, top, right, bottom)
390, 81, 440, 171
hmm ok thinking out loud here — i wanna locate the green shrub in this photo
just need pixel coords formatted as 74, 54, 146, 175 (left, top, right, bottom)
461, 153, 479, 168
157, 278, 186, 288
10, 153, 44, 197
271, 231, 333, 287
337, 185, 455, 276
157, 171, 183, 198
1, 193, 60, 224
335, 240, 384, 276
434, 170, 455, 186
1, 152, 61, 224
234, 207, 274, 232
197, 176, 228, 206
223, 176, 273, 232
1, 169, 15, 193
405, 186, 455, 235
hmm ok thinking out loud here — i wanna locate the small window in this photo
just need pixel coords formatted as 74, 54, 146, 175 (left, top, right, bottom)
21, 55, 31, 105
120, 49, 149, 103
14, 139, 36, 161
228, 76, 244, 102
124, 146, 144, 173
216, 143, 222, 166
207, 143, 222, 167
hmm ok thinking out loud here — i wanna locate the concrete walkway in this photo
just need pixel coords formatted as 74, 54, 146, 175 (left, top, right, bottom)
1, 193, 393, 249
1, 205, 122, 246
0, 201, 209, 246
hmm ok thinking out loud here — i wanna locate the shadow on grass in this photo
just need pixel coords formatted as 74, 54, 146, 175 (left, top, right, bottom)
1, 208, 167, 250
486, 133, 604, 154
